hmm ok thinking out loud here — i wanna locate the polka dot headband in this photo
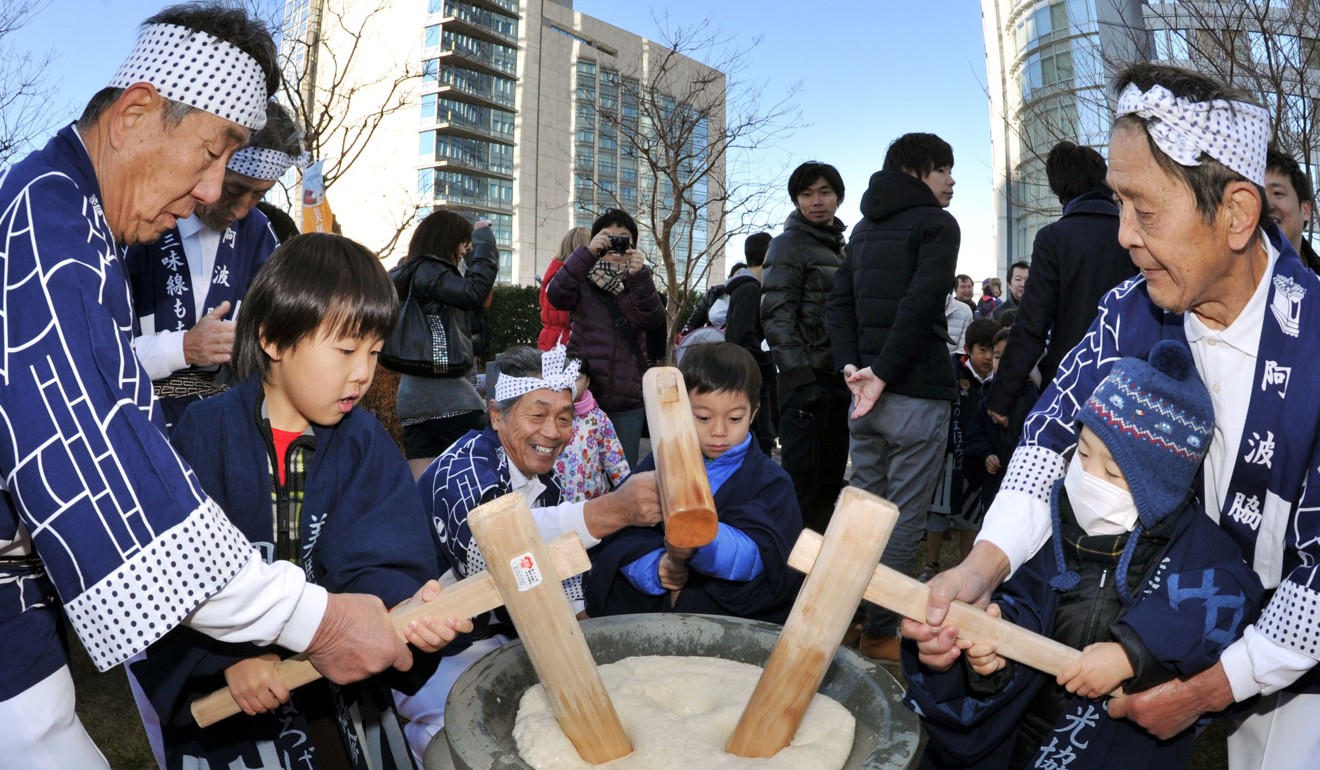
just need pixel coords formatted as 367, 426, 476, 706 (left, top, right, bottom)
495, 345, 581, 402
107, 24, 268, 130
228, 146, 311, 181
1116, 82, 1271, 185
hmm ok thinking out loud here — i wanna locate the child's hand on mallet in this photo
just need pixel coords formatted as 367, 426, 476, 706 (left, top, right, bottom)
1058, 641, 1133, 699
659, 541, 695, 591
964, 603, 1007, 676
400, 580, 474, 653
224, 654, 288, 716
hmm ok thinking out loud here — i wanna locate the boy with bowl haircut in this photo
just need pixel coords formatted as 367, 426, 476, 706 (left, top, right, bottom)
132, 233, 469, 770
585, 343, 804, 623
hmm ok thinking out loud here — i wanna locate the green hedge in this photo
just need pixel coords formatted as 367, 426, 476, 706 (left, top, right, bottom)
487, 284, 542, 353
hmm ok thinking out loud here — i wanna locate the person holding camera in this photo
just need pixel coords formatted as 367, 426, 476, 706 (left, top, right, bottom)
547, 208, 666, 466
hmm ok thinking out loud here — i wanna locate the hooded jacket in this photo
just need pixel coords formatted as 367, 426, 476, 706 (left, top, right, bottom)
760, 210, 847, 389
825, 169, 959, 401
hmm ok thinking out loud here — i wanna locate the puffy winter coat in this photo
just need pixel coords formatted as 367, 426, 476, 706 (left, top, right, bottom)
825, 169, 959, 401
760, 210, 847, 389
546, 245, 667, 412
538, 258, 571, 350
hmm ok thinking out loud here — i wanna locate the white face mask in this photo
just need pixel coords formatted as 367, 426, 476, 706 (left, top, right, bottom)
1064, 456, 1139, 536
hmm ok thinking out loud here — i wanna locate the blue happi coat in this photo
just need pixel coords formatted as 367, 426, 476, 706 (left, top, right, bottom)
998, 227, 1320, 692
124, 211, 279, 427
0, 125, 258, 701
126, 211, 277, 338
133, 377, 439, 770
419, 427, 584, 611
903, 490, 1263, 769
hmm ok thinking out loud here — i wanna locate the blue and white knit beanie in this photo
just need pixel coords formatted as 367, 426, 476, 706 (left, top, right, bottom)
1076, 340, 1214, 528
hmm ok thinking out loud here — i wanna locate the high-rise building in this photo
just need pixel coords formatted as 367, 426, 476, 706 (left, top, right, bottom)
981, 0, 1318, 273
981, 0, 1137, 271
280, 0, 725, 287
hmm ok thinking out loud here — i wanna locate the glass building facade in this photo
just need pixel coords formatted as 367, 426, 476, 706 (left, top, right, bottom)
419, 0, 519, 281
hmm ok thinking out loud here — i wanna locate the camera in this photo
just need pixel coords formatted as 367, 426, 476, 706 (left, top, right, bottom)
607, 234, 632, 254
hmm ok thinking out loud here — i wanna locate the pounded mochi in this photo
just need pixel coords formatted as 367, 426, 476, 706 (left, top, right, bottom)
513, 655, 855, 769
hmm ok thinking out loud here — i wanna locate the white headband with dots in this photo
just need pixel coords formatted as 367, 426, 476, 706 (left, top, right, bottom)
108, 24, 268, 130
1116, 82, 1271, 186
228, 146, 311, 180
495, 346, 581, 402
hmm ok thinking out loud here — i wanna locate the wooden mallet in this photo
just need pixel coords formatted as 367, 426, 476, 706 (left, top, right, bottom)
726, 486, 898, 758
190, 532, 592, 728
787, 528, 1093, 680
468, 492, 633, 764
642, 366, 718, 549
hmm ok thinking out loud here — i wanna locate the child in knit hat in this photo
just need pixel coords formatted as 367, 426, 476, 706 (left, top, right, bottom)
902, 341, 1265, 770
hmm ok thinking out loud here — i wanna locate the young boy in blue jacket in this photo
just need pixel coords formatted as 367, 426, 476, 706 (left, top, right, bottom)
903, 341, 1264, 769
584, 342, 803, 622
132, 234, 470, 770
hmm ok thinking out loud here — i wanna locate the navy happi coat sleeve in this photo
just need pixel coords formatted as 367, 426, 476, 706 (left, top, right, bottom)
0, 126, 258, 700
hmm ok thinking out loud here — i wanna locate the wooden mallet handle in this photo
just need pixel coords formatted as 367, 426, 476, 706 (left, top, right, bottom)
469, 492, 632, 764
787, 529, 1087, 677
190, 532, 591, 728
726, 486, 898, 758
642, 366, 718, 548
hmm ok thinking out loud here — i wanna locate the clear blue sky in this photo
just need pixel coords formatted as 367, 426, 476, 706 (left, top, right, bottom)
8, 0, 999, 281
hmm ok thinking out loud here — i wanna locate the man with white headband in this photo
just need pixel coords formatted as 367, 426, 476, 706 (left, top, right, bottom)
0, 4, 425, 767
906, 62, 1320, 768
396, 344, 661, 761
125, 99, 305, 430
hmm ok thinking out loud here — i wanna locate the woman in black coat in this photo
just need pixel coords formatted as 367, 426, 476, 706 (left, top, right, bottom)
391, 209, 499, 479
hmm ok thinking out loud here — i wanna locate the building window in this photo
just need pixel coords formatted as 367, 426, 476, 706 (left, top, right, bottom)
419, 130, 435, 156
1153, 28, 1189, 62
1250, 32, 1300, 67
424, 24, 440, 50
421, 93, 437, 120
423, 58, 438, 84
418, 167, 435, 197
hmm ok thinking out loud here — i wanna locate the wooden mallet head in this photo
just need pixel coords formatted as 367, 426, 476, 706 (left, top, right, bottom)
469, 493, 633, 764
642, 366, 718, 548
726, 486, 898, 758
189, 532, 593, 728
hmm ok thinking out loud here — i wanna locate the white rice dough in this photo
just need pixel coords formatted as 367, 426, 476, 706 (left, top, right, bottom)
513, 655, 855, 769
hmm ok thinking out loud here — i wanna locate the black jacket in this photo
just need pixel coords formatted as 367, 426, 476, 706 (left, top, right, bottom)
987, 192, 1135, 415
722, 271, 772, 375
391, 226, 498, 328
760, 210, 846, 389
825, 170, 959, 401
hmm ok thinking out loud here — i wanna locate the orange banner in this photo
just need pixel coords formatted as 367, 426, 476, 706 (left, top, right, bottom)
300, 159, 335, 234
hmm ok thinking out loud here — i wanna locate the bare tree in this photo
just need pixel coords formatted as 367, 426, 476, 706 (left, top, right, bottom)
584, 19, 800, 356
0, 0, 61, 166
1130, 0, 1320, 162
1103, 0, 1320, 243
268, 0, 424, 255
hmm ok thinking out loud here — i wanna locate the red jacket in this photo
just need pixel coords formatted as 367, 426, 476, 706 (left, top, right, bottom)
538, 259, 571, 350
